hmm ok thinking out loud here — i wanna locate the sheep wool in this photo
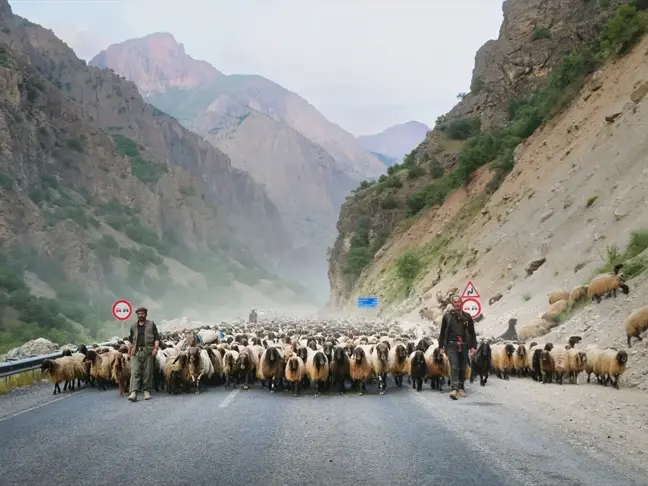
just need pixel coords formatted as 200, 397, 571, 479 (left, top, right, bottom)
624, 306, 648, 348
548, 290, 570, 305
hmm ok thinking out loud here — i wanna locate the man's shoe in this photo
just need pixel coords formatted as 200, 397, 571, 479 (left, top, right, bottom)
449, 390, 458, 400
144, 391, 151, 400
458, 389, 467, 398
128, 392, 137, 402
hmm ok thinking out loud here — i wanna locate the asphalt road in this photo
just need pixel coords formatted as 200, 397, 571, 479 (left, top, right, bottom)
0, 379, 646, 486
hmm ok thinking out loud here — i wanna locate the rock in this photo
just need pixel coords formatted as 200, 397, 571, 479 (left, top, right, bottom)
589, 72, 604, 92
4, 338, 59, 361
613, 209, 627, 221
574, 261, 587, 273
540, 209, 554, 223
583, 92, 592, 102
630, 81, 648, 103
489, 293, 504, 305
605, 112, 622, 123
525, 258, 546, 276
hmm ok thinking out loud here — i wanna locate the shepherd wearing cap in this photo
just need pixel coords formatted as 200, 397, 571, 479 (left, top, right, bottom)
127, 307, 160, 402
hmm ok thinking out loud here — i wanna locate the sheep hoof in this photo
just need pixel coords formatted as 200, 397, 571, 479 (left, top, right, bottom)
358, 392, 364, 396
293, 393, 298, 397
195, 391, 200, 395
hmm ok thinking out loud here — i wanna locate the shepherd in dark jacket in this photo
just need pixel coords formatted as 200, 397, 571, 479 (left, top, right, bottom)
438, 295, 477, 400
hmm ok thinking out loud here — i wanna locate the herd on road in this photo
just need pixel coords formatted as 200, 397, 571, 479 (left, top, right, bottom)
38, 315, 633, 401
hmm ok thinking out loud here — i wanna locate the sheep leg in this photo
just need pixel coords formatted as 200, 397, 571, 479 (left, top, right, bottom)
314, 380, 320, 397
613, 374, 620, 389
270, 376, 276, 393
377, 375, 384, 395
292, 380, 299, 397
337, 377, 345, 394
407, 376, 411, 385
53, 382, 59, 395
415, 377, 422, 392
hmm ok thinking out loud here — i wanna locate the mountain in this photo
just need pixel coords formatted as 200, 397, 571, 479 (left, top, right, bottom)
358, 121, 430, 161
89, 33, 386, 296
0, 0, 313, 353
326, 0, 648, 389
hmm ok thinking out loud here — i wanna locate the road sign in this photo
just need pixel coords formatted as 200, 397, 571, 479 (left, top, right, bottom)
462, 297, 482, 319
112, 299, 133, 321
357, 297, 378, 309
461, 281, 480, 299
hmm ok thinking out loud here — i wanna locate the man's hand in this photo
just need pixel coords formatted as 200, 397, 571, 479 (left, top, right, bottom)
469, 347, 476, 356
152, 348, 158, 357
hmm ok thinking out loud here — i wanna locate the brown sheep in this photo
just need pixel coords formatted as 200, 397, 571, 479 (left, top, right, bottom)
329, 345, 350, 394
258, 346, 285, 392
542, 299, 569, 323
540, 350, 555, 384
625, 306, 648, 348
40, 357, 79, 395
387, 343, 408, 387
548, 290, 570, 305
588, 264, 629, 303
284, 355, 305, 397
111, 352, 131, 397
569, 285, 588, 304
349, 346, 373, 396
236, 346, 258, 390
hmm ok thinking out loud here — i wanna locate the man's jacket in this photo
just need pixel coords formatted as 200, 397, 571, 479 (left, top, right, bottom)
438, 309, 477, 350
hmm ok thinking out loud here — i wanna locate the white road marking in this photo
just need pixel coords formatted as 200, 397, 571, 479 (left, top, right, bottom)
218, 388, 241, 409
0, 389, 86, 423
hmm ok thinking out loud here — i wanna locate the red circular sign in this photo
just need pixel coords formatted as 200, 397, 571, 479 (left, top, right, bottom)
112, 299, 133, 321
461, 297, 482, 319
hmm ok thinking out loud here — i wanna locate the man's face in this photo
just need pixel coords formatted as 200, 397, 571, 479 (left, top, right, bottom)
136, 310, 146, 321
451, 297, 462, 312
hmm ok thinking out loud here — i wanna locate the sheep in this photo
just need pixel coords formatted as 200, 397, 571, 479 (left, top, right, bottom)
566, 348, 587, 384
84, 349, 117, 391
542, 299, 569, 322
470, 340, 491, 386
349, 345, 373, 395
111, 352, 131, 397
548, 290, 570, 305
513, 343, 528, 376
550, 347, 568, 385
236, 346, 258, 390
187, 347, 214, 394
584, 347, 603, 384
588, 264, 629, 303
222, 350, 240, 389
387, 343, 408, 387
329, 345, 350, 394
625, 306, 648, 348
488, 293, 503, 305
284, 355, 305, 397
540, 350, 555, 384
258, 346, 285, 392
305, 350, 329, 396
164, 352, 191, 394
408, 350, 427, 391
517, 318, 556, 341
498, 318, 518, 340
593, 349, 629, 389
40, 357, 79, 395
491, 343, 515, 380
566, 336, 582, 349
569, 285, 588, 304
424, 346, 450, 391
371, 342, 390, 394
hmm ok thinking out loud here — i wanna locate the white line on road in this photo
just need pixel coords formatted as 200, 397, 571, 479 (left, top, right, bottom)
218, 388, 241, 409
0, 389, 86, 424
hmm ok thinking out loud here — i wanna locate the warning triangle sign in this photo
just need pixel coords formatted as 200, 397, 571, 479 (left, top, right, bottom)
461, 281, 480, 298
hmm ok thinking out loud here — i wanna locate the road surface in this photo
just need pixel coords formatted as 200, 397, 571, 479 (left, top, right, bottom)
0, 379, 646, 486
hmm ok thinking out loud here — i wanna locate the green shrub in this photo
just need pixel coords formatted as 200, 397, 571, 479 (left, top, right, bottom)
600, 4, 647, 55
380, 194, 399, 210
407, 165, 426, 179
532, 26, 551, 41
396, 250, 422, 284
405, 192, 426, 217
443, 117, 482, 140
428, 159, 444, 179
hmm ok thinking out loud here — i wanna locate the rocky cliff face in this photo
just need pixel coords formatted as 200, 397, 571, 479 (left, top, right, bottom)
357, 121, 430, 161
0, 0, 309, 352
89, 33, 386, 296
327, 0, 644, 310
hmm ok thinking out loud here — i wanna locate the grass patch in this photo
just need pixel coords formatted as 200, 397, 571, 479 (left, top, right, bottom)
523, 293, 532, 301
586, 195, 598, 208
0, 369, 44, 394
593, 230, 648, 278
111, 134, 168, 185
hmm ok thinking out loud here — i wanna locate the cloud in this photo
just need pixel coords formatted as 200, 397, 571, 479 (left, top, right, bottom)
10, 0, 503, 135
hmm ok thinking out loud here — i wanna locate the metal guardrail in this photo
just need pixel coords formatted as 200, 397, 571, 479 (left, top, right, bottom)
0, 341, 118, 379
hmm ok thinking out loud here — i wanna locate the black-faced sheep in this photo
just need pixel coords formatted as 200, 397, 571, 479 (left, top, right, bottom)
513, 343, 527, 376
284, 355, 305, 397
349, 345, 373, 395
588, 264, 629, 303
258, 346, 285, 392
491, 343, 515, 380
540, 350, 555, 384
236, 346, 258, 390
625, 306, 648, 348
329, 345, 350, 394
470, 341, 491, 386
371, 342, 390, 394
41, 357, 80, 395
424, 346, 450, 391
408, 350, 427, 392
593, 349, 628, 389
187, 346, 214, 394
306, 350, 329, 397
164, 352, 191, 394
566, 348, 587, 384
387, 343, 408, 387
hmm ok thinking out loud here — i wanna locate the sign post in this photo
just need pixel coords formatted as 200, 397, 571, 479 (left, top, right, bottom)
460, 281, 482, 320
357, 297, 378, 310
112, 299, 133, 339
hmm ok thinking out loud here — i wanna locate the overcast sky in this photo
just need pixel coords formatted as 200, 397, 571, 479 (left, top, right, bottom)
10, 0, 503, 136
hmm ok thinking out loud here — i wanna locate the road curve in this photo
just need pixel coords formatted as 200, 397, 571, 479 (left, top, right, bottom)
0, 379, 645, 486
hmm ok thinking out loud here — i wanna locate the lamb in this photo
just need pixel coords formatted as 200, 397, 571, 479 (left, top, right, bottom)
387, 343, 409, 387
284, 355, 305, 397
491, 343, 515, 380
540, 350, 555, 384
187, 346, 214, 394
548, 290, 570, 305
258, 346, 285, 392
470, 340, 491, 386
371, 342, 390, 394
625, 306, 648, 348
424, 346, 450, 391
305, 350, 329, 396
569, 285, 588, 304
408, 350, 427, 392
588, 264, 629, 303
40, 357, 80, 395
329, 345, 351, 394
550, 347, 568, 385
593, 349, 629, 389
111, 352, 131, 397
566, 348, 587, 384
349, 345, 373, 396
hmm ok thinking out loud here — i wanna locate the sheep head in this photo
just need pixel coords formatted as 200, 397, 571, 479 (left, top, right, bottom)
265, 347, 281, 364
395, 344, 407, 362
352, 347, 366, 364
576, 351, 587, 366
40, 359, 54, 373
505, 343, 515, 357
432, 347, 443, 363
288, 356, 300, 372
313, 351, 327, 368
617, 350, 628, 365
375, 343, 389, 363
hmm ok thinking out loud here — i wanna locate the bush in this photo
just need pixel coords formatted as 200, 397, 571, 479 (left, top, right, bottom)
600, 5, 647, 55
428, 159, 444, 179
532, 26, 551, 41
396, 250, 422, 284
407, 165, 426, 179
380, 194, 399, 210
405, 192, 426, 217
443, 117, 481, 140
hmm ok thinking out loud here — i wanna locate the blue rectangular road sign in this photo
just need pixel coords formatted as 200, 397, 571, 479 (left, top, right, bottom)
357, 297, 378, 309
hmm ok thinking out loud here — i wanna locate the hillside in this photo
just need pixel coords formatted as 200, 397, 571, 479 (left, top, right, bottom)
90, 33, 386, 295
358, 121, 430, 161
327, 1, 648, 384
0, 0, 311, 353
